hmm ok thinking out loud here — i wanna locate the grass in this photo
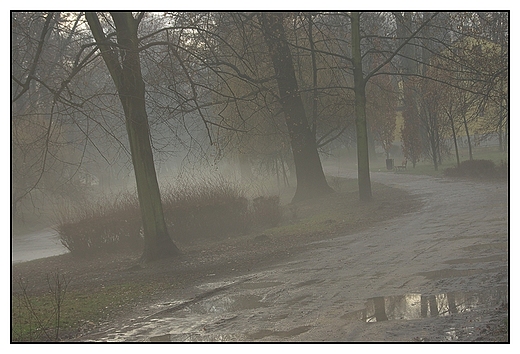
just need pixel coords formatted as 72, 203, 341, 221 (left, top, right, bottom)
11, 279, 163, 341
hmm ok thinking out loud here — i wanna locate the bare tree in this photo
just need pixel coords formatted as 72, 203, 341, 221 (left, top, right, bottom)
259, 12, 333, 202
350, 12, 372, 200
85, 12, 180, 262
11, 12, 103, 219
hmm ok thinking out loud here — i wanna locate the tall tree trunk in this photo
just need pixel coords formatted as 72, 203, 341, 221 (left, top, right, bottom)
498, 125, 503, 152
86, 12, 180, 262
430, 112, 441, 171
351, 12, 372, 201
498, 80, 505, 152
448, 113, 460, 167
395, 12, 423, 169
259, 12, 333, 203
429, 128, 439, 171
308, 14, 318, 138
394, 12, 418, 77
462, 114, 473, 160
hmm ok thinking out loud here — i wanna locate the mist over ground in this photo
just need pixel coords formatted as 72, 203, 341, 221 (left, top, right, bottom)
11, 11, 508, 343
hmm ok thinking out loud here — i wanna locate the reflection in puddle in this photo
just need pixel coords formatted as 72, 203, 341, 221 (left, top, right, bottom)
188, 294, 266, 314
247, 326, 312, 340
342, 286, 507, 323
146, 291, 269, 342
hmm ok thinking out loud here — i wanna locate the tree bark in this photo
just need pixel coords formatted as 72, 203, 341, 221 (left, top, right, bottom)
448, 113, 460, 167
308, 14, 318, 138
428, 120, 439, 171
259, 13, 333, 203
462, 114, 473, 160
86, 12, 180, 262
395, 12, 423, 169
351, 12, 372, 201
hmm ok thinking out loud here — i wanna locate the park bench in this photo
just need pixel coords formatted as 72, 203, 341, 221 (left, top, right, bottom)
394, 160, 407, 172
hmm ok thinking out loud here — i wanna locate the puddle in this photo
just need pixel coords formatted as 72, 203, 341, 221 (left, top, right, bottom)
246, 326, 312, 340
148, 315, 242, 342
144, 290, 270, 342
342, 286, 507, 323
188, 294, 266, 314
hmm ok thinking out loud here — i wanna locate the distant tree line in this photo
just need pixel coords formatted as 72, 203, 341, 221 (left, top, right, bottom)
12, 11, 508, 261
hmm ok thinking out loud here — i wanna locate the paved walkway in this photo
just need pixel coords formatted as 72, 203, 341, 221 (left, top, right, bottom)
84, 167, 509, 342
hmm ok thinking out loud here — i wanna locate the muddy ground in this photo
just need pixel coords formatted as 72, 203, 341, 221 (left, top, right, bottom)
11, 166, 509, 343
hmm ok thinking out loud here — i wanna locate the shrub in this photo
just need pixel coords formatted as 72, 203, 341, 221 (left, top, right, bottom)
251, 196, 281, 228
444, 159, 501, 179
55, 175, 282, 256
161, 176, 251, 243
55, 193, 142, 257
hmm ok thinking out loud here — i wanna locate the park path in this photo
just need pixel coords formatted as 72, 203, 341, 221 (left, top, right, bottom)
12, 227, 67, 264
82, 165, 509, 342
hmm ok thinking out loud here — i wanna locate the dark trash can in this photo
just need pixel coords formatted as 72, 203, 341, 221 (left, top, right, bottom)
386, 159, 394, 170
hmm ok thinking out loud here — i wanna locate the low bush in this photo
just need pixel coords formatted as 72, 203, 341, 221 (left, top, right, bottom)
444, 159, 505, 179
55, 176, 282, 256
56, 193, 142, 257
162, 176, 251, 243
251, 196, 281, 228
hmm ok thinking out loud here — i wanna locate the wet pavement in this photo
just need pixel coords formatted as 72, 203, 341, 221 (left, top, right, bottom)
80, 166, 509, 342
12, 228, 68, 264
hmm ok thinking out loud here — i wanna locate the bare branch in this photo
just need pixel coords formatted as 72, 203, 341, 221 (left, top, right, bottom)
12, 12, 56, 103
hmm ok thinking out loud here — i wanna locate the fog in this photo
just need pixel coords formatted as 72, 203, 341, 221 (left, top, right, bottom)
11, 11, 508, 342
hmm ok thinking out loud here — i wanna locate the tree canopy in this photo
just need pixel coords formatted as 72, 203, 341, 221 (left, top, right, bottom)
12, 11, 508, 260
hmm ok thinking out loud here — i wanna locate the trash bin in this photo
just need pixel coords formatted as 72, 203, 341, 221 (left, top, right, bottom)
386, 159, 394, 170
